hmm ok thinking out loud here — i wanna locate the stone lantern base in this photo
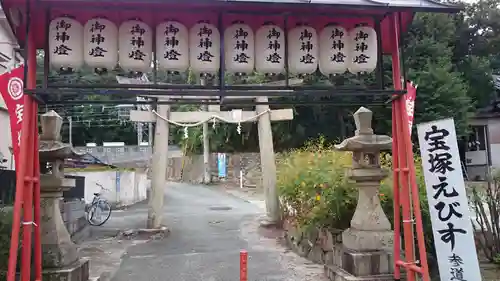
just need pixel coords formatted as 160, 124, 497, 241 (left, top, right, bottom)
42, 258, 90, 281
324, 246, 394, 281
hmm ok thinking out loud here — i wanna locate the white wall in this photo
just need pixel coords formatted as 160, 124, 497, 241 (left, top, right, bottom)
0, 9, 19, 171
0, 108, 12, 169
69, 170, 150, 207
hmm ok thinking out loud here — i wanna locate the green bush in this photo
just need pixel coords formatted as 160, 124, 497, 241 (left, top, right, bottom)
277, 138, 437, 271
0, 207, 13, 279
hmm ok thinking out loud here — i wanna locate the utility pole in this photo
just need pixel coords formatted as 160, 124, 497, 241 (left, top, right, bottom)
201, 77, 210, 184
137, 122, 142, 144
148, 100, 170, 229
68, 116, 73, 146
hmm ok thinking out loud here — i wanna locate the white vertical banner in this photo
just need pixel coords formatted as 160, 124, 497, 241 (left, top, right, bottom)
417, 118, 481, 281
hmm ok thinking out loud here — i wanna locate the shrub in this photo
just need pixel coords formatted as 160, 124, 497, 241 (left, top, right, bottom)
277, 138, 437, 272
0, 207, 13, 279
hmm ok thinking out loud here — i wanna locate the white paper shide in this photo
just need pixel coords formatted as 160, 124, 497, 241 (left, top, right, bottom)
417, 118, 481, 281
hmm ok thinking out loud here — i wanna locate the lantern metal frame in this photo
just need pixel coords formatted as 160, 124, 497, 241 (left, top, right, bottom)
23, 6, 417, 106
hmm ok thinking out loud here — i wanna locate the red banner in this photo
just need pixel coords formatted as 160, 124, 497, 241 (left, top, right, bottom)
0, 66, 25, 170
405, 81, 417, 136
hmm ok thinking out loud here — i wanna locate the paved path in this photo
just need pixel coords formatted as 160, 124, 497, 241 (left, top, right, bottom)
110, 182, 326, 281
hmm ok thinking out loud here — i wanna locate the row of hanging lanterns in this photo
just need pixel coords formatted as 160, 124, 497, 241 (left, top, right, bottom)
49, 17, 378, 75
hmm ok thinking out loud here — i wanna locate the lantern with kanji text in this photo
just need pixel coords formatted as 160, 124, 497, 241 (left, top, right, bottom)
224, 21, 254, 75
255, 22, 285, 75
189, 21, 220, 76
118, 19, 153, 73
319, 24, 349, 76
156, 20, 189, 74
288, 23, 318, 75
49, 16, 84, 71
348, 23, 377, 74
84, 18, 118, 73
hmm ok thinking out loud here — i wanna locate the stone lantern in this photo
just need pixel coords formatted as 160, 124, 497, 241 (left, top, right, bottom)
38, 110, 89, 280
327, 107, 393, 281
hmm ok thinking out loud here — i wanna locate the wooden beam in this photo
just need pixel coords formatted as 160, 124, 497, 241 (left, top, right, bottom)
130, 109, 293, 123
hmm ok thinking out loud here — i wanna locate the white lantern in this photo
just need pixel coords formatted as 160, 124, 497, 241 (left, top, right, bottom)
288, 24, 318, 75
156, 21, 189, 73
224, 21, 254, 74
189, 21, 220, 75
118, 20, 152, 73
319, 24, 349, 76
83, 18, 118, 71
48, 17, 84, 70
255, 23, 285, 74
348, 24, 378, 74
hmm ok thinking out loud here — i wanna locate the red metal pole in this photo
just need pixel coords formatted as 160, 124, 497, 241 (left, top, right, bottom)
30, 56, 42, 281
20, 99, 34, 281
239, 250, 248, 281
390, 12, 430, 281
33, 111, 42, 281
20, 28, 38, 280
391, 96, 401, 281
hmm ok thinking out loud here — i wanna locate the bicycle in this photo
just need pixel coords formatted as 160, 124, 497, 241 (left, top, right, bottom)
86, 182, 112, 226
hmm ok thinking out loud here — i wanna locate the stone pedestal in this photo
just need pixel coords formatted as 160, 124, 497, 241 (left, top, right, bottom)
40, 175, 78, 268
327, 107, 394, 281
39, 111, 90, 281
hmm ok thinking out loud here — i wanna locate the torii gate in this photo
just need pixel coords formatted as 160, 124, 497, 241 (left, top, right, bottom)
130, 83, 298, 228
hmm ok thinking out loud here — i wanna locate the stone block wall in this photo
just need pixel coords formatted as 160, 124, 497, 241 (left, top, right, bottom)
59, 200, 89, 242
166, 153, 263, 187
283, 220, 394, 281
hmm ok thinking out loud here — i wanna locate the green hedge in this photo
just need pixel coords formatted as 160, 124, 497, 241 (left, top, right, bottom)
277, 138, 437, 271
0, 208, 13, 279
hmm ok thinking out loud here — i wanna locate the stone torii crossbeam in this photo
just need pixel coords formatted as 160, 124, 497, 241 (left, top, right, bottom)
130, 97, 293, 227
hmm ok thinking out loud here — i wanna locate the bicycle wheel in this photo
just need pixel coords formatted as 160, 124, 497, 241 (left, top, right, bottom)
87, 200, 112, 226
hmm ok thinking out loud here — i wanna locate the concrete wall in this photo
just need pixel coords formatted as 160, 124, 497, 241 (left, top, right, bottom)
60, 200, 89, 242
68, 170, 150, 207
74, 145, 183, 167
0, 8, 20, 172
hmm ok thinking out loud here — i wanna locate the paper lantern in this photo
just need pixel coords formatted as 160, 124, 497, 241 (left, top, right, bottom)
83, 18, 118, 71
319, 24, 349, 76
189, 21, 220, 75
156, 21, 189, 73
48, 16, 84, 70
118, 20, 152, 73
348, 24, 378, 74
288, 24, 318, 75
224, 21, 254, 74
255, 23, 285, 74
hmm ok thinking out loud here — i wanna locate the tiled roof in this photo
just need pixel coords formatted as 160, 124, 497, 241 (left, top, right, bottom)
226, 0, 461, 11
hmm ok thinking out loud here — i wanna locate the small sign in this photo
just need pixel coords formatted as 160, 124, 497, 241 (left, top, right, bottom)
417, 118, 481, 281
217, 153, 227, 178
